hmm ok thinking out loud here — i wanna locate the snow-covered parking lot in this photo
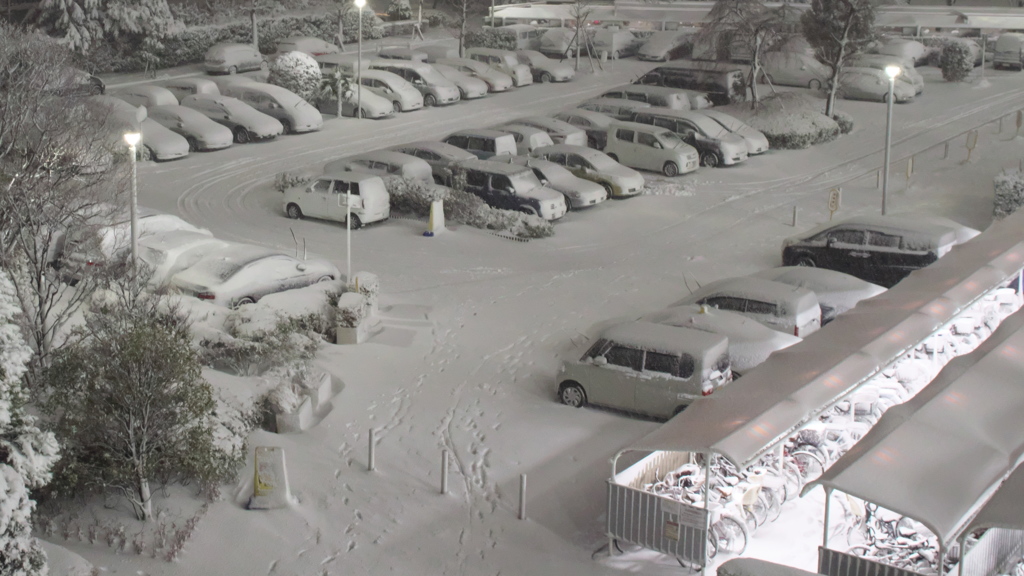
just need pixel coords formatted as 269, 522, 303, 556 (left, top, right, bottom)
57, 56, 1024, 575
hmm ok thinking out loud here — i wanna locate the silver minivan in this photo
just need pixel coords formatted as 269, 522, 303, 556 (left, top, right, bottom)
601, 84, 692, 110
673, 277, 823, 337
219, 82, 323, 134
631, 109, 749, 167
443, 129, 518, 159
283, 172, 391, 229
557, 320, 732, 419
494, 124, 554, 155
369, 60, 461, 107
604, 121, 700, 177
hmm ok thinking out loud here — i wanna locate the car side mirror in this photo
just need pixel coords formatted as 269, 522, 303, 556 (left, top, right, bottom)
297, 263, 307, 271
592, 355, 608, 366
652, 141, 663, 149
826, 237, 837, 247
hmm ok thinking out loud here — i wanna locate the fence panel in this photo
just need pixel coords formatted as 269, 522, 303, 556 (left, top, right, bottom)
957, 528, 1024, 576
607, 480, 709, 564
819, 547, 927, 576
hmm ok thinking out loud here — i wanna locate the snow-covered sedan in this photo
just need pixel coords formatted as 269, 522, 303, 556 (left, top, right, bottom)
180, 94, 283, 143
699, 110, 769, 156
642, 304, 801, 376
147, 105, 234, 152
552, 110, 616, 149
673, 277, 823, 337
435, 58, 514, 93
138, 230, 230, 287
388, 140, 477, 184
170, 244, 341, 308
838, 67, 916, 103
276, 36, 341, 57
93, 96, 190, 161
515, 50, 574, 83
637, 29, 695, 62
750, 267, 887, 324
532, 144, 645, 198
506, 155, 608, 210
510, 116, 587, 146
431, 63, 489, 100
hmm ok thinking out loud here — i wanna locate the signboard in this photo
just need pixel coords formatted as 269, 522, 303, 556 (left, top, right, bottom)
828, 187, 841, 220
665, 520, 681, 541
248, 446, 291, 509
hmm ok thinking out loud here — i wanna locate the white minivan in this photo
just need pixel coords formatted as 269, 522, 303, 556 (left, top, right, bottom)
283, 172, 391, 229
604, 121, 700, 177
994, 33, 1024, 70
557, 320, 732, 419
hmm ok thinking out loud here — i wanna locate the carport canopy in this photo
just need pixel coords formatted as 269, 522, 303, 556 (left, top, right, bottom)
803, 306, 1024, 548
614, 208, 1024, 474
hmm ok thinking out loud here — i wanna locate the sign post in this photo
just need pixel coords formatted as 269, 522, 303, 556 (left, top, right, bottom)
828, 187, 841, 221
966, 130, 979, 162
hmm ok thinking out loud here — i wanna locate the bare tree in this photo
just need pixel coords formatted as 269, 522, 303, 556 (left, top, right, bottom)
446, 0, 485, 57
0, 24, 127, 387
699, 0, 795, 108
568, 0, 593, 71
801, 0, 876, 117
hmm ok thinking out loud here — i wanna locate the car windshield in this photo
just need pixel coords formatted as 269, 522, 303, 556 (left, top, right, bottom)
656, 131, 685, 149
704, 112, 742, 132
587, 152, 618, 170
509, 171, 543, 193
418, 68, 448, 84
688, 115, 729, 138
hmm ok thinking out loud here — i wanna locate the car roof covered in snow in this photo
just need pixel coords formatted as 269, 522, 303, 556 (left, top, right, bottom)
535, 143, 612, 160
601, 320, 728, 357
750, 267, 886, 313
391, 140, 476, 158
676, 276, 820, 310
787, 214, 963, 246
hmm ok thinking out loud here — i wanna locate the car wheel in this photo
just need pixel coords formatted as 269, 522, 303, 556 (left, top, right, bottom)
234, 127, 251, 144
228, 65, 238, 75
357, 107, 366, 119
561, 194, 574, 211
701, 151, 721, 168
235, 296, 256, 307
607, 153, 618, 162
260, 60, 269, 70
808, 79, 822, 90
601, 182, 614, 197
662, 161, 679, 177
424, 94, 437, 107
796, 255, 817, 267
881, 92, 890, 104
758, 72, 773, 85
519, 205, 539, 216
393, 100, 402, 113
458, 87, 467, 99
141, 146, 155, 161
612, 50, 620, 60
286, 203, 303, 219
673, 404, 688, 416
186, 137, 199, 152
280, 120, 292, 134
316, 275, 333, 283
541, 72, 553, 83
559, 381, 586, 407
347, 214, 362, 229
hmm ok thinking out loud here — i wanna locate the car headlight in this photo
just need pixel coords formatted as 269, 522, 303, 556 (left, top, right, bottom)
569, 191, 582, 199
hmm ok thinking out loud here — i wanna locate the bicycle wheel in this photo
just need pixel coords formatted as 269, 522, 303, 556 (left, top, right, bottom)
761, 487, 783, 523
712, 515, 749, 556
791, 450, 825, 482
782, 462, 803, 501
706, 529, 719, 560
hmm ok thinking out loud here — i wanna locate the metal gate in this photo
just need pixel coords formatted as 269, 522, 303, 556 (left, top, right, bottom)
818, 547, 926, 576
957, 528, 1024, 576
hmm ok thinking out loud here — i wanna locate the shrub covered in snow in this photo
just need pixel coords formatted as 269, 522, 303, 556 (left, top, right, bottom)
267, 51, 322, 102
464, 28, 518, 51
387, 0, 413, 21
833, 110, 855, 134
940, 41, 974, 82
274, 169, 318, 193
337, 292, 368, 328
994, 169, 1024, 218
200, 311, 321, 377
729, 93, 841, 150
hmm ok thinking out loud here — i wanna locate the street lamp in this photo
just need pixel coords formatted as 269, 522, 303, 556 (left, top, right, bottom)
355, 0, 365, 121
123, 131, 141, 271
881, 64, 901, 216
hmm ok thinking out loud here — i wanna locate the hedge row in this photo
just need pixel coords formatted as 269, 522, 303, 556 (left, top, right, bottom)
464, 29, 518, 51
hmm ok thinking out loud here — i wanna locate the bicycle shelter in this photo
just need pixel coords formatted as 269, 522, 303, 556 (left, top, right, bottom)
805, 307, 1024, 576
607, 209, 1024, 569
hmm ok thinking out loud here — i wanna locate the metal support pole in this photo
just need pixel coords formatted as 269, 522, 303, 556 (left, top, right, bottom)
944, 141, 950, 159
1000, 117, 1004, 133
129, 144, 139, 272
882, 77, 895, 215
822, 487, 833, 549
907, 156, 914, 178
876, 169, 881, 189
518, 473, 527, 520
355, 0, 365, 117
346, 187, 352, 284
368, 428, 376, 471
702, 452, 711, 576
792, 206, 798, 227
441, 449, 449, 494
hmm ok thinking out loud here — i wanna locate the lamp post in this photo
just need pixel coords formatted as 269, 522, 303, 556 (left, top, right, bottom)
123, 131, 141, 271
881, 64, 901, 216
355, 0, 365, 120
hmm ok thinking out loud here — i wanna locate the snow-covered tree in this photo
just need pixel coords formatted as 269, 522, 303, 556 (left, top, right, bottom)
445, 0, 486, 57
33, 0, 179, 55
940, 40, 974, 82
568, 0, 593, 71
0, 270, 60, 576
801, 0, 876, 117
387, 0, 412, 21
268, 51, 322, 103
44, 274, 220, 521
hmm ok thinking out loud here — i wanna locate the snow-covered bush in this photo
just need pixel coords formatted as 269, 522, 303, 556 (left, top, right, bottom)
726, 93, 842, 150
994, 169, 1024, 218
464, 28, 518, 51
426, 12, 447, 28
274, 169, 318, 193
387, 0, 412, 21
833, 110, 854, 134
940, 41, 973, 82
0, 271, 59, 576
200, 311, 321, 377
266, 381, 302, 414
268, 51, 322, 102
383, 176, 448, 215
337, 292, 368, 328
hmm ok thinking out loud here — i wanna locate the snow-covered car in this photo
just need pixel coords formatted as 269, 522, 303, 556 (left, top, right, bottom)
354, 69, 423, 113
435, 58, 514, 92
376, 47, 428, 61
759, 51, 830, 90
873, 38, 928, 66
838, 67, 916, 103
603, 121, 699, 177
443, 129, 518, 159
630, 109, 749, 168
750, 267, 887, 325
552, 110, 616, 149
322, 85, 396, 119
418, 45, 460, 63
576, 98, 652, 121
93, 95, 190, 161
642, 304, 801, 376
62, 210, 209, 281
637, 29, 695, 62
113, 85, 178, 108
283, 171, 391, 229
159, 77, 220, 102
276, 36, 341, 57
147, 105, 234, 152
506, 155, 608, 210
180, 94, 284, 143
510, 116, 587, 147
699, 110, 769, 156
138, 231, 230, 287
205, 42, 266, 75
431, 63, 489, 100
170, 245, 341, 308
532, 144, 645, 198
324, 150, 433, 185
540, 28, 588, 58
780, 215, 977, 287
465, 48, 533, 87
455, 159, 567, 221
219, 82, 323, 133
673, 277, 822, 337
602, 84, 693, 111
369, 60, 461, 107
387, 140, 477, 183
556, 321, 732, 419
848, 54, 924, 94
515, 50, 574, 83
493, 124, 554, 155
315, 53, 365, 76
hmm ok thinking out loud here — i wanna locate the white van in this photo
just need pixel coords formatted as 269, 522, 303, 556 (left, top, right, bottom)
500, 24, 542, 51
760, 51, 830, 90
219, 82, 323, 134
465, 48, 533, 86
994, 33, 1024, 70
604, 121, 700, 177
592, 29, 639, 60
283, 172, 390, 229
557, 320, 732, 419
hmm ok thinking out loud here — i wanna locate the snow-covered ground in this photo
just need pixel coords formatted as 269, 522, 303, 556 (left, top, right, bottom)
47, 56, 1024, 576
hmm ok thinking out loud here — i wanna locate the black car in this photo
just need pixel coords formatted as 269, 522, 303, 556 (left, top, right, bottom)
781, 215, 976, 288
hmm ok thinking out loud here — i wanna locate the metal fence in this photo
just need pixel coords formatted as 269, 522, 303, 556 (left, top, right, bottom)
818, 546, 927, 576
956, 528, 1024, 576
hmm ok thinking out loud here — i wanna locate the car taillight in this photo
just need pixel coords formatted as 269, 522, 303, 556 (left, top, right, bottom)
86, 260, 103, 266
702, 387, 714, 397
197, 292, 216, 300
794, 326, 800, 337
